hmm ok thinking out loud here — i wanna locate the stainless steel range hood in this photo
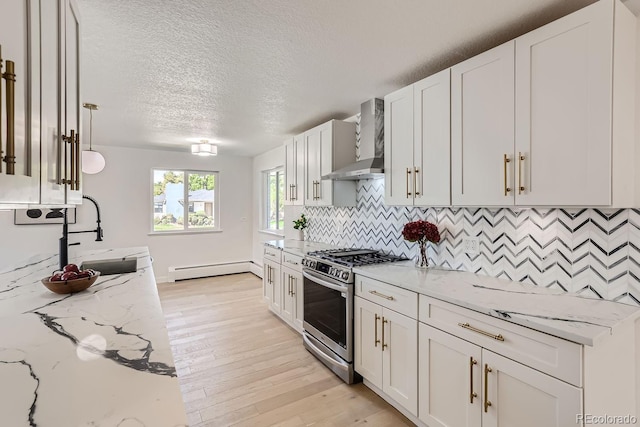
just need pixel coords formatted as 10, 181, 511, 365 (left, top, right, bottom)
322, 99, 384, 180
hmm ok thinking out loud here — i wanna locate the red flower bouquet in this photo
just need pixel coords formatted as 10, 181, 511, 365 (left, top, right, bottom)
402, 220, 441, 269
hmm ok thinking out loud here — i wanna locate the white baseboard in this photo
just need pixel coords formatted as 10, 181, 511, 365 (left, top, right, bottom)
250, 262, 263, 278
167, 261, 252, 282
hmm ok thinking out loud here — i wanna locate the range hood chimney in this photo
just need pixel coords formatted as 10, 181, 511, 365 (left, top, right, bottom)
322, 99, 384, 180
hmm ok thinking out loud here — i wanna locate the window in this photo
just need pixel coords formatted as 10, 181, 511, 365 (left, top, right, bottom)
264, 168, 284, 232
152, 169, 219, 232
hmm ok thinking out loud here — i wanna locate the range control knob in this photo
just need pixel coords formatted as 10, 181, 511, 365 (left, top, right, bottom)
341, 271, 349, 280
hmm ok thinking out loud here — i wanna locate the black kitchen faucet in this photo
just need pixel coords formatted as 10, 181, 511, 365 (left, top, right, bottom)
59, 195, 104, 270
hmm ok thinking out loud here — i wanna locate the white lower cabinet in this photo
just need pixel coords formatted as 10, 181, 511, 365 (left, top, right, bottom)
281, 266, 303, 332
418, 323, 581, 427
262, 259, 281, 313
354, 279, 418, 415
263, 247, 304, 333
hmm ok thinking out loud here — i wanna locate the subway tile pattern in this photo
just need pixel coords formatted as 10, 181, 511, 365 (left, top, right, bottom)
305, 179, 640, 305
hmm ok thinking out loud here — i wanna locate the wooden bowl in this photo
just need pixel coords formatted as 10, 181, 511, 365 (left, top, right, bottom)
41, 272, 101, 294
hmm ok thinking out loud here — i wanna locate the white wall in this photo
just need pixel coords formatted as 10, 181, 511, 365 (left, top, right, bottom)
251, 145, 285, 266
0, 145, 253, 282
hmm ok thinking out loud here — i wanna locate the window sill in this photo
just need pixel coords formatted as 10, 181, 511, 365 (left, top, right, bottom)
259, 229, 285, 238
148, 229, 223, 236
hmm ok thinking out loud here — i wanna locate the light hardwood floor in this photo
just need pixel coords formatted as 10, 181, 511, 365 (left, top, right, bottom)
157, 273, 414, 427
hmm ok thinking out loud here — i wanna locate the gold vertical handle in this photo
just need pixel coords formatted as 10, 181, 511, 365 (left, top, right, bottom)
406, 168, 412, 198
268, 265, 272, 284
414, 167, 420, 196
316, 180, 320, 200
74, 132, 80, 189
290, 276, 295, 296
374, 314, 380, 347
3, 60, 16, 175
313, 181, 317, 200
484, 364, 492, 413
518, 152, 525, 194
291, 184, 296, 201
0, 45, 3, 174
503, 154, 511, 196
288, 275, 292, 296
69, 130, 76, 190
382, 317, 388, 350
470, 358, 478, 403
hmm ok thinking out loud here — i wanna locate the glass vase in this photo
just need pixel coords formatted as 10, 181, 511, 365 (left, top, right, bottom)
415, 241, 429, 269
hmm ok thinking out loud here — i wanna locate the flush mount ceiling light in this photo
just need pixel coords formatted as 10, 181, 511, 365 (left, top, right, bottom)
81, 103, 106, 174
191, 139, 218, 156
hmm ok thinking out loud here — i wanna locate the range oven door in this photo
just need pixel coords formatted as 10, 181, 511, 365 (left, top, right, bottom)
302, 268, 353, 362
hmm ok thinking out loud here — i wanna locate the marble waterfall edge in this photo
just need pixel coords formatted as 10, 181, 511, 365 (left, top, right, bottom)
0, 247, 188, 427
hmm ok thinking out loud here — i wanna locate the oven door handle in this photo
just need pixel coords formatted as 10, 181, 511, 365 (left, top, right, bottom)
303, 333, 350, 370
302, 269, 349, 293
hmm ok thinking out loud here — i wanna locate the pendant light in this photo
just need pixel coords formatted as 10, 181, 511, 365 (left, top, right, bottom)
81, 103, 106, 174
191, 139, 218, 156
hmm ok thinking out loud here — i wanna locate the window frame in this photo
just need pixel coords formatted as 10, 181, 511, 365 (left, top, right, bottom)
262, 167, 285, 234
150, 168, 221, 234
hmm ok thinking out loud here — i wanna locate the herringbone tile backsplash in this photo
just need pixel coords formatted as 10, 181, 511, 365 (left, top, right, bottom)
305, 178, 640, 305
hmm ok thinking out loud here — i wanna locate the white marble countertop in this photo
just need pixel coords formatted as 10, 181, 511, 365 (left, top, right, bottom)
353, 261, 640, 346
264, 239, 339, 256
0, 247, 187, 427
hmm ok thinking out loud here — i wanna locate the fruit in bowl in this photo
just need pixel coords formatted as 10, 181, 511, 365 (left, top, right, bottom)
42, 264, 100, 294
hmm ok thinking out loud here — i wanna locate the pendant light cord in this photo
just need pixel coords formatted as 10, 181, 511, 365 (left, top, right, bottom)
89, 108, 94, 151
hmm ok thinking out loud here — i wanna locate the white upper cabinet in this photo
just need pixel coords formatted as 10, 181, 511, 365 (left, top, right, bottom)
62, 0, 83, 204
451, 0, 636, 207
1, 0, 82, 206
413, 69, 451, 206
451, 41, 515, 207
384, 85, 414, 206
284, 133, 304, 206
515, 0, 634, 206
304, 120, 356, 207
385, 69, 451, 207
0, 0, 41, 205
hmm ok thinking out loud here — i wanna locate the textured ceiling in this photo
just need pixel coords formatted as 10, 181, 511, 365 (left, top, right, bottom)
77, 0, 600, 157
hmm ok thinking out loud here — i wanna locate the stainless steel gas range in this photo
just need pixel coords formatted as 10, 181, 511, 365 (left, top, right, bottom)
301, 248, 406, 384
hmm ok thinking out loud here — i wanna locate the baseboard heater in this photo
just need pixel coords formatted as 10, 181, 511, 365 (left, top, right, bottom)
167, 261, 252, 282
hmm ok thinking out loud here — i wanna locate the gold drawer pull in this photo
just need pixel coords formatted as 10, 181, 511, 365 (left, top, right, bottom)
406, 168, 412, 198
458, 322, 504, 341
369, 290, 394, 301
374, 314, 380, 347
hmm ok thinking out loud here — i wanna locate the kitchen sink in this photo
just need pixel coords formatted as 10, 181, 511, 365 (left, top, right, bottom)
80, 257, 137, 276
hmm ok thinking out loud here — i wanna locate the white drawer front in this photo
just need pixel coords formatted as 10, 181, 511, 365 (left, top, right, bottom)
419, 295, 582, 387
263, 246, 282, 264
355, 276, 418, 319
282, 252, 302, 272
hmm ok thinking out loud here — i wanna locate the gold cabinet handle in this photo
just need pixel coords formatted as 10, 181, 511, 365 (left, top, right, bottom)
290, 276, 295, 296
369, 290, 394, 301
503, 154, 511, 196
518, 152, 525, 194
414, 167, 420, 196
291, 184, 296, 201
406, 168, 412, 198
290, 275, 293, 296
3, 59, 16, 175
74, 131, 80, 189
484, 364, 492, 413
458, 322, 504, 341
381, 317, 388, 350
374, 314, 380, 347
470, 357, 478, 403
70, 130, 76, 189
0, 45, 3, 173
